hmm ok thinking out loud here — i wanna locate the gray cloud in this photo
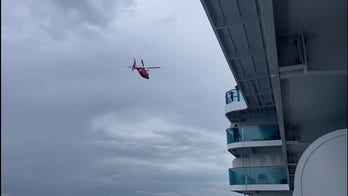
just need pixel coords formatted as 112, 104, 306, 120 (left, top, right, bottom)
2, 0, 240, 195
2, 0, 136, 41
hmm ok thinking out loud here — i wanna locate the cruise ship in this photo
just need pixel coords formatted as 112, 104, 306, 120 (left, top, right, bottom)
200, 0, 347, 195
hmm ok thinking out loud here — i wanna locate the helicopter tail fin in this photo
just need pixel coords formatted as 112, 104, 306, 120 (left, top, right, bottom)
132, 58, 137, 71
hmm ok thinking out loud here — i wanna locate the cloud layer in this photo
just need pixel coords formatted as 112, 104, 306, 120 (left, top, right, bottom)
2, 0, 239, 195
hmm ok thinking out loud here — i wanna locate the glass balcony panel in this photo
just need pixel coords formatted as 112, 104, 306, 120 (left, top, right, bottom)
226, 128, 242, 144
242, 125, 280, 142
225, 89, 244, 104
226, 125, 280, 144
229, 167, 288, 185
229, 168, 246, 185
246, 167, 288, 184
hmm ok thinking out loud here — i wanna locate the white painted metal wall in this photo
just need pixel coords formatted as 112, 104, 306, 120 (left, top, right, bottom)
232, 147, 284, 168
293, 129, 347, 196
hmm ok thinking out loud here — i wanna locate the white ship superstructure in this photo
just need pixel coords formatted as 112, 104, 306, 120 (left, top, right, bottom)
201, 0, 347, 195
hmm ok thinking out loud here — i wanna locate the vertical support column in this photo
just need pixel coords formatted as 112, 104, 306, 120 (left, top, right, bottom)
257, 0, 290, 187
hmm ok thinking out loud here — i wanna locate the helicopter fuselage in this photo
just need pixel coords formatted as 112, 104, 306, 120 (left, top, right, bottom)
136, 67, 149, 79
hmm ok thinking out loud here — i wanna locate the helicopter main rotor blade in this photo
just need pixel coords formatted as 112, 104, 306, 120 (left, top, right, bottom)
146, 67, 161, 69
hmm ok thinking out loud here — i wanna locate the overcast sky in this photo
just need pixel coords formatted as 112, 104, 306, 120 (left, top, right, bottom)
1, 0, 240, 195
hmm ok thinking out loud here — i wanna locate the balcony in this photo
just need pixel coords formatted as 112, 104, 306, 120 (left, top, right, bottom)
225, 89, 247, 114
229, 167, 289, 191
226, 125, 282, 156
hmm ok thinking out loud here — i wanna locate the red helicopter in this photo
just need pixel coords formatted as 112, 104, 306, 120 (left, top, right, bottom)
127, 58, 161, 79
